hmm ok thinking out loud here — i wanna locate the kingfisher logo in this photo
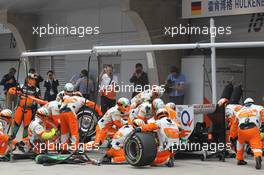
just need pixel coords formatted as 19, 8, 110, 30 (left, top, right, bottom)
191, 1, 202, 16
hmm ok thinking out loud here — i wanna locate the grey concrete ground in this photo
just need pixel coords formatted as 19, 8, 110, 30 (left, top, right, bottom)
1, 157, 264, 175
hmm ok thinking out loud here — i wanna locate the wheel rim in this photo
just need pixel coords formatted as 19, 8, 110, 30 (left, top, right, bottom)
78, 110, 98, 137
126, 139, 140, 161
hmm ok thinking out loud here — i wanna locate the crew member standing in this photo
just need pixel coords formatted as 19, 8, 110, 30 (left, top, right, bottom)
129, 63, 149, 98
99, 65, 118, 114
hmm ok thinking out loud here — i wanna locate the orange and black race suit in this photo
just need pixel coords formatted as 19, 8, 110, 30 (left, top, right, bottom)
9, 85, 40, 139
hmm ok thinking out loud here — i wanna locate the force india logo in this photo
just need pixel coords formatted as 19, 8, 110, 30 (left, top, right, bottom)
248, 13, 264, 33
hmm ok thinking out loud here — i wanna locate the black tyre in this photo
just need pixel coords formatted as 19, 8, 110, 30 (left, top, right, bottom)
77, 106, 100, 143
124, 132, 157, 166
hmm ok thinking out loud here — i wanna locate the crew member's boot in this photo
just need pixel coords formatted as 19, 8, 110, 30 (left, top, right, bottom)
255, 156, 262, 170
237, 160, 247, 165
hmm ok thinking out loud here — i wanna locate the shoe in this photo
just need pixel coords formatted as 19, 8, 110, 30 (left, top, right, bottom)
237, 160, 247, 165
101, 155, 112, 164
166, 157, 174, 167
255, 156, 262, 170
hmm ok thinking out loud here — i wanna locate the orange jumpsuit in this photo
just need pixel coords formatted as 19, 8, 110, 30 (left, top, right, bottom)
0, 121, 18, 157
106, 102, 153, 163
140, 117, 180, 165
9, 84, 40, 139
60, 95, 101, 150
94, 105, 128, 146
106, 125, 134, 163
105, 103, 153, 163
230, 104, 264, 161
225, 104, 242, 143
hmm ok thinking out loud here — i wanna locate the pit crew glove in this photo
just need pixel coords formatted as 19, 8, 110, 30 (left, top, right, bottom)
41, 128, 57, 140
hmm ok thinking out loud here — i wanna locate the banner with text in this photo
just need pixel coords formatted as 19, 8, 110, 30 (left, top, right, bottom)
182, 0, 264, 18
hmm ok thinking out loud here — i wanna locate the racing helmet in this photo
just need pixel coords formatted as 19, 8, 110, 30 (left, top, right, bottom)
27, 73, 37, 86
152, 98, 165, 112
64, 83, 74, 96
132, 119, 145, 128
138, 102, 153, 119
117, 97, 131, 114
36, 107, 50, 118
165, 102, 176, 111
156, 108, 169, 119
244, 98, 254, 107
151, 85, 163, 98
217, 98, 229, 107
0, 109, 13, 123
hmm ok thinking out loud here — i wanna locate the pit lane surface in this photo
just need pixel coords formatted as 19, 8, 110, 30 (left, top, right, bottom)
1, 157, 264, 175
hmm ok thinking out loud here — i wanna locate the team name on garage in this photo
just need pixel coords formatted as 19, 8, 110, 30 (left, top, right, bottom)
235, 0, 264, 8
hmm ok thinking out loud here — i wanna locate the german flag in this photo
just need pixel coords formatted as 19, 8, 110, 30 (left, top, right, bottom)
191, 1, 202, 16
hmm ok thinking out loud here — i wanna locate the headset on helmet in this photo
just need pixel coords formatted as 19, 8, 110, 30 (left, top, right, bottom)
37, 107, 50, 117
244, 98, 254, 106
156, 108, 169, 119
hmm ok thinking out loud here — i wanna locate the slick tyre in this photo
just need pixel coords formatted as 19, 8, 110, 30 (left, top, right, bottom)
124, 132, 157, 166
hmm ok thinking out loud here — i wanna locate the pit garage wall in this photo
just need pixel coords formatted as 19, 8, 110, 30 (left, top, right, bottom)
183, 13, 264, 105
34, 5, 154, 99
182, 56, 264, 105
0, 34, 26, 104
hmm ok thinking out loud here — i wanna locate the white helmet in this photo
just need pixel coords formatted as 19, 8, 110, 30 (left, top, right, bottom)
217, 98, 229, 107
156, 108, 169, 119
151, 85, 164, 98
0, 109, 13, 123
165, 102, 176, 111
132, 119, 145, 128
152, 98, 165, 112
244, 98, 254, 106
138, 102, 152, 118
117, 97, 131, 113
37, 107, 50, 117
64, 83, 74, 93
0, 109, 13, 118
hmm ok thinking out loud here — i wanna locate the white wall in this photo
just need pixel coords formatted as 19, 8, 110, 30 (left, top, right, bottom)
0, 34, 26, 102
182, 56, 264, 105
35, 5, 151, 98
190, 14, 264, 43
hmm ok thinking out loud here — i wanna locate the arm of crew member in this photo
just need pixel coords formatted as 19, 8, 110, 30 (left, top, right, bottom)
141, 122, 159, 132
